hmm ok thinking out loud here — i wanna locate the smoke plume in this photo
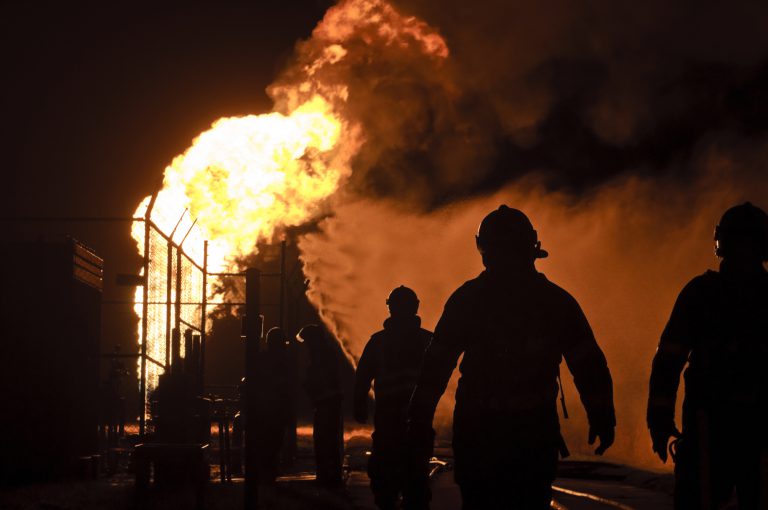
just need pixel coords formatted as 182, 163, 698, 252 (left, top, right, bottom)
300, 138, 767, 468
272, 0, 768, 468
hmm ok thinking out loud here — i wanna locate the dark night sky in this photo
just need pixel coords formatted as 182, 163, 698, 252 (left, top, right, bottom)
0, 3, 334, 372
2, 2, 333, 219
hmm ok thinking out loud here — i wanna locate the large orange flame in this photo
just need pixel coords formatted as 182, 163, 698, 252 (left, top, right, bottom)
132, 95, 358, 271
130, 0, 448, 403
131, 0, 448, 270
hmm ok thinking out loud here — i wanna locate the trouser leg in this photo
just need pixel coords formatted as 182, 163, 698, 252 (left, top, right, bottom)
459, 481, 494, 510
455, 445, 556, 510
674, 422, 736, 510
370, 475, 399, 510
402, 451, 431, 510
368, 441, 401, 510
734, 442, 762, 510
314, 398, 343, 485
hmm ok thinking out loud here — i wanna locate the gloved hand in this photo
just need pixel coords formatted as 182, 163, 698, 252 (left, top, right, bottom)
588, 424, 615, 455
648, 408, 680, 463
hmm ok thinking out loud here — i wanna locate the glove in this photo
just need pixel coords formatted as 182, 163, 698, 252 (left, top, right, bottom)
647, 405, 680, 463
588, 424, 615, 455
648, 420, 680, 463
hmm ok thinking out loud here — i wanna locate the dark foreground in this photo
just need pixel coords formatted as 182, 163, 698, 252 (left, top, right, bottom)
0, 430, 684, 510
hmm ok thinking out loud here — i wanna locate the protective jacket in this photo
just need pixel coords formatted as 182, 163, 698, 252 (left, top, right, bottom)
648, 268, 768, 509
410, 270, 615, 447
354, 315, 432, 432
355, 316, 433, 510
649, 269, 768, 417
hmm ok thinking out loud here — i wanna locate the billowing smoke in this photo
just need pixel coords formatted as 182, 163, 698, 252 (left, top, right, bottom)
300, 139, 767, 468
266, 0, 768, 468
272, 0, 768, 203
390, 0, 768, 192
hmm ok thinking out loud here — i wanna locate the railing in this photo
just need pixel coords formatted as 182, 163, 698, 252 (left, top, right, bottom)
136, 194, 208, 436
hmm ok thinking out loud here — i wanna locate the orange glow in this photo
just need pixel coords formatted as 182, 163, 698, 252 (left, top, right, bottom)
130, 0, 448, 406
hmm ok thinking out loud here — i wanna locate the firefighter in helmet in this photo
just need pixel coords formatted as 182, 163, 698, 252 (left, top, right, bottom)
354, 286, 432, 510
648, 202, 768, 509
408, 205, 616, 510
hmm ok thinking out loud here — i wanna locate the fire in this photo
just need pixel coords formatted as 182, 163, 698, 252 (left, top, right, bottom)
130, 0, 448, 406
131, 0, 448, 270
132, 95, 356, 270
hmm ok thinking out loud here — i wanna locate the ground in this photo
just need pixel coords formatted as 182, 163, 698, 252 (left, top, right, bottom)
0, 429, 693, 510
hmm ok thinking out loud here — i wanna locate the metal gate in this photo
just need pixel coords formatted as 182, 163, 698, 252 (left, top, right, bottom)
135, 193, 208, 435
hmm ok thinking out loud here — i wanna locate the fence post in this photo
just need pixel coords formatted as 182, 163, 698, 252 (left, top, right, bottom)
200, 240, 208, 394
166, 241, 173, 368
138, 193, 157, 437
244, 268, 261, 510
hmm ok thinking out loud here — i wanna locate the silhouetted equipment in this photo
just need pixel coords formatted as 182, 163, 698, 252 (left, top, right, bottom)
249, 327, 295, 485
134, 327, 210, 508
150, 329, 207, 444
134, 443, 208, 510
211, 395, 237, 484
231, 379, 246, 476
102, 346, 128, 448
0, 237, 102, 482
298, 324, 344, 487
355, 286, 432, 510
281, 333, 302, 466
134, 196, 210, 437
648, 202, 768, 509
409, 205, 615, 508
244, 268, 263, 509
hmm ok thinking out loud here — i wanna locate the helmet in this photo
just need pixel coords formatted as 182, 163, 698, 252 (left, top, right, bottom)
714, 202, 768, 261
386, 285, 419, 316
476, 205, 548, 259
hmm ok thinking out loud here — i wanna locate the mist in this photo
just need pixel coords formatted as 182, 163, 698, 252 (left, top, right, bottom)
245, 0, 768, 469
299, 136, 767, 469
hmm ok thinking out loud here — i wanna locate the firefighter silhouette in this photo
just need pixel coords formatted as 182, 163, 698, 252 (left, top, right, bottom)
254, 327, 294, 484
648, 202, 768, 510
298, 324, 344, 487
354, 286, 433, 510
408, 205, 616, 510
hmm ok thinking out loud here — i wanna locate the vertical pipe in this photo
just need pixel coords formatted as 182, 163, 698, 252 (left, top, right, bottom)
139, 224, 150, 436
244, 268, 261, 510
201, 240, 208, 394
175, 247, 182, 368
279, 238, 286, 330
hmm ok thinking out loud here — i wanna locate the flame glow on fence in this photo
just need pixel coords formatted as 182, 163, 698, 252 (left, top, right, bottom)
130, 0, 448, 410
